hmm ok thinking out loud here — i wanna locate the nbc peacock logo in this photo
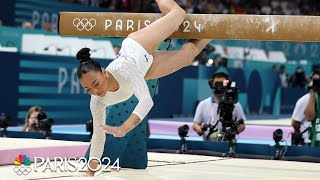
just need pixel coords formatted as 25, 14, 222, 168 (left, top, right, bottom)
13, 154, 32, 175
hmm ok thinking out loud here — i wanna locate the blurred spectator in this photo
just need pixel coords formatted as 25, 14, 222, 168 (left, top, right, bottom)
272, 64, 278, 72
212, 54, 221, 67
279, 65, 288, 88
113, 45, 120, 55
272, 4, 284, 14
59, 0, 81, 3
100, 0, 135, 11
220, 57, 228, 67
0, 19, 3, 26
88, 0, 100, 7
42, 20, 52, 32
22, 106, 43, 132
246, 3, 260, 14
197, 44, 215, 65
289, 66, 308, 88
282, 1, 300, 15
99, 0, 113, 9
229, 0, 247, 14
21, 21, 33, 29
261, 0, 272, 14
196, 52, 208, 65
299, 0, 311, 15
183, 0, 196, 13
57, 0, 320, 16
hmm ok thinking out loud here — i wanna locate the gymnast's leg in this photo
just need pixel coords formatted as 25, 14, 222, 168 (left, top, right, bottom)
128, 0, 187, 54
145, 39, 212, 80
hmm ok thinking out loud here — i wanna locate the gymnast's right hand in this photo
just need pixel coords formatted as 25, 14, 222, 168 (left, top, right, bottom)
84, 171, 94, 177
84, 160, 99, 176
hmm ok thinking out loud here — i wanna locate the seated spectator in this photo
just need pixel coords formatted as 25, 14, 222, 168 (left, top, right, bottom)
22, 106, 43, 132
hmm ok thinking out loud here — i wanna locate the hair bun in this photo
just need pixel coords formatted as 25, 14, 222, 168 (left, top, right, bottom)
76, 48, 91, 63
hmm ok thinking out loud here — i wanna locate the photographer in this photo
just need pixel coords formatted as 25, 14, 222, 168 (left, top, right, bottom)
22, 106, 43, 132
22, 106, 54, 138
193, 72, 246, 141
303, 71, 320, 147
291, 72, 317, 146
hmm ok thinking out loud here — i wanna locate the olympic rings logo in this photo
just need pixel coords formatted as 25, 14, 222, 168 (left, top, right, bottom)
13, 166, 32, 175
73, 18, 96, 31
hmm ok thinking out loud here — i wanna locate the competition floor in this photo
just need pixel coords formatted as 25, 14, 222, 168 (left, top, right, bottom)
2, 117, 318, 180
0, 143, 320, 180
0, 138, 320, 180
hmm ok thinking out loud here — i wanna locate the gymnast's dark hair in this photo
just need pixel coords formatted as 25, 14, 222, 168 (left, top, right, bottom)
76, 48, 102, 79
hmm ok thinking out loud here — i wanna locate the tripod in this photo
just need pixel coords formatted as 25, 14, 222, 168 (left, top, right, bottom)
222, 136, 237, 158
1, 127, 8, 137
273, 142, 282, 160
177, 136, 191, 154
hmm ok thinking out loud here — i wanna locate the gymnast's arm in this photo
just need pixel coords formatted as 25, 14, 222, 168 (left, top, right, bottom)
122, 73, 154, 133
87, 97, 107, 176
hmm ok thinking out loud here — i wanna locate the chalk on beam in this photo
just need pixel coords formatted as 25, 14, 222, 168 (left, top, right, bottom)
59, 12, 320, 42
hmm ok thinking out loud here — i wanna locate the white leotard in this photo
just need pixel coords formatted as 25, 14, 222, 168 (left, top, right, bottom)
89, 38, 154, 160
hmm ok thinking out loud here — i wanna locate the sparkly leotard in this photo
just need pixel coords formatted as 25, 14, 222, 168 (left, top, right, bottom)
89, 38, 154, 160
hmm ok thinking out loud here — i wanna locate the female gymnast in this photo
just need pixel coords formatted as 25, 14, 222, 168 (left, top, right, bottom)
76, 0, 211, 176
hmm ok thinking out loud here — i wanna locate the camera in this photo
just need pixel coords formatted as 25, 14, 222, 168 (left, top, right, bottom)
178, 124, 189, 138
0, 113, 10, 129
291, 132, 304, 145
216, 80, 240, 157
273, 129, 284, 160
0, 113, 10, 137
177, 124, 190, 154
273, 129, 283, 144
201, 123, 219, 140
291, 127, 309, 146
312, 79, 320, 93
37, 112, 54, 138
214, 80, 239, 105
201, 124, 213, 131
216, 80, 239, 130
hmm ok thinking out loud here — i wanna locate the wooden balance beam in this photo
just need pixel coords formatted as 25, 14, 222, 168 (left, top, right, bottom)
58, 12, 320, 42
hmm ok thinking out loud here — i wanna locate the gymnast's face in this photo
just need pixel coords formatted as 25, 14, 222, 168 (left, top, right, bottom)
80, 69, 108, 97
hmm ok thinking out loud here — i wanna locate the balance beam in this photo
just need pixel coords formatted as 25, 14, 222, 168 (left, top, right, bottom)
59, 12, 320, 42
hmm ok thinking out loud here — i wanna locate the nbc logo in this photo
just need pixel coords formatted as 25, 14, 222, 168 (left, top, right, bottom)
13, 155, 32, 175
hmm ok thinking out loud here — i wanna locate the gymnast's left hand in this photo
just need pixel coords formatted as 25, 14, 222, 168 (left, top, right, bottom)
100, 124, 128, 137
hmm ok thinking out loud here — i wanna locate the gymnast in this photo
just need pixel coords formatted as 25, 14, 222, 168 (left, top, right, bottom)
76, 0, 211, 176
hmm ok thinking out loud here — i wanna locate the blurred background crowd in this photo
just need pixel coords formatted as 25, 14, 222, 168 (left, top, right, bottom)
59, 0, 320, 15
